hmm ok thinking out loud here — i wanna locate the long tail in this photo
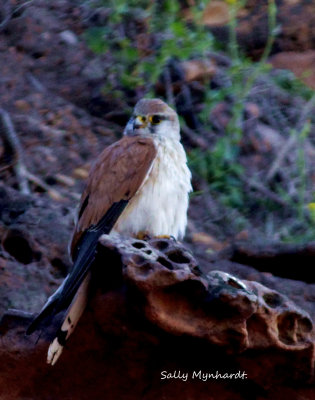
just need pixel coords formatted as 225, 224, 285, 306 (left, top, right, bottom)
47, 273, 91, 366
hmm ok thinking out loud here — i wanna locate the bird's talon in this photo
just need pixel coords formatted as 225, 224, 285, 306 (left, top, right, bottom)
154, 235, 176, 241
136, 231, 151, 240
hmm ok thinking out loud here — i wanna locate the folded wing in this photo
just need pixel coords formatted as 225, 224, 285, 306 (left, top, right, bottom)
27, 136, 156, 334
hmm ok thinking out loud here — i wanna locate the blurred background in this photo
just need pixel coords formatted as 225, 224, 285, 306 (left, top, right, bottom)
0, 0, 314, 312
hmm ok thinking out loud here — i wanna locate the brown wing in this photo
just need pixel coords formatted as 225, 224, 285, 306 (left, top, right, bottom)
26, 136, 157, 334
70, 135, 157, 258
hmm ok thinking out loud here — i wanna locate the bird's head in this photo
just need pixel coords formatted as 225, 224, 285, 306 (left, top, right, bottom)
124, 98, 180, 140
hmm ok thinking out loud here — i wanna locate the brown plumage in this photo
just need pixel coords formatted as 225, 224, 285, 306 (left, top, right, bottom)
26, 136, 156, 337
26, 98, 192, 366
70, 136, 156, 258
133, 98, 175, 118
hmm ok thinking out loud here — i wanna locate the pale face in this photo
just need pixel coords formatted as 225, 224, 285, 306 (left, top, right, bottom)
124, 99, 180, 140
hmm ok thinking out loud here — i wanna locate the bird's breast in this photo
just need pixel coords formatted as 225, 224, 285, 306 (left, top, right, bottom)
112, 137, 192, 239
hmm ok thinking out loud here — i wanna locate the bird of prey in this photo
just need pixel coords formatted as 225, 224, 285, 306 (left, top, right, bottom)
26, 98, 192, 365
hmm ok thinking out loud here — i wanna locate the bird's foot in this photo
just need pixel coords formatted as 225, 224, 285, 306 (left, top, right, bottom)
135, 231, 151, 240
154, 235, 177, 241
135, 233, 177, 241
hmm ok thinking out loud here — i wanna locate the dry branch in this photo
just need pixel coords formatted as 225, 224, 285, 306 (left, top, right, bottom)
0, 0, 11, 32
0, 0, 34, 32
162, 66, 175, 108
266, 93, 315, 182
0, 109, 65, 200
0, 108, 30, 194
266, 134, 296, 182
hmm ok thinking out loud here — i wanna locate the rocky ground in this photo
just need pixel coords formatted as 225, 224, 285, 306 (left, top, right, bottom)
0, 1, 314, 399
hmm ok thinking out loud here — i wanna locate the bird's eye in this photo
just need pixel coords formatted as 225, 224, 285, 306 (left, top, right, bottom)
150, 115, 162, 125
137, 116, 146, 123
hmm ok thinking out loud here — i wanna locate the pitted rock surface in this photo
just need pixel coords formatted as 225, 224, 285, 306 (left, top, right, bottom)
99, 235, 314, 356
0, 234, 314, 400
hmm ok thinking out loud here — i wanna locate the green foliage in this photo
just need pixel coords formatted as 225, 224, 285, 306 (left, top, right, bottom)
188, 142, 245, 209
197, 0, 277, 146
273, 70, 315, 101
294, 121, 311, 220
224, 0, 277, 143
84, 27, 109, 54
84, 0, 214, 92
191, 0, 278, 210
273, 120, 315, 243
189, 1, 314, 243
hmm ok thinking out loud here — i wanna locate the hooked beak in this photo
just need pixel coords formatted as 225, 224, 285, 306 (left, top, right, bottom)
133, 115, 147, 130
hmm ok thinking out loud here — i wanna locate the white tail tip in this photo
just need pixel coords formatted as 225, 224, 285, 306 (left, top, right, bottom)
47, 338, 64, 366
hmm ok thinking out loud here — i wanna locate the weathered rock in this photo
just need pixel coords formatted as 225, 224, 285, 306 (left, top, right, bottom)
0, 185, 73, 315
0, 185, 71, 264
99, 235, 314, 356
193, 242, 315, 323
1, 235, 314, 400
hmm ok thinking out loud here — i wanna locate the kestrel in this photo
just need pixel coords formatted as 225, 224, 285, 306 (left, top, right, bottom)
27, 98, 192, 364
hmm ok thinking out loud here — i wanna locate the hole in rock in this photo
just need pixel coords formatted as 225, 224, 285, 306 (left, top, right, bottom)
263, 292, 283, 308
278, 313, 296, 345
3, 231, 34, 264
151, 240, 169, 251
32, 51, 45, 59
167, 250, 190, 264
132, 242, 146, 249
157, 256, 173, 270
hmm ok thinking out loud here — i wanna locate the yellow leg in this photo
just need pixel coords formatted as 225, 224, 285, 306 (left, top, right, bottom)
155, 235, 171, 239
135, 231, 150, 240
135, 233, 175, 240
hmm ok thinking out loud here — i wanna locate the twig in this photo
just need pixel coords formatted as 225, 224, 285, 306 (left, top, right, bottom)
162, 66, 175, 108
23, 170, 64, 201
16, 115, 67, 137
11, 0, 34, 18
0, 108, 31, 194
266, 133, 296, 182
26, 73, 46, 92
0, 109, 66, 201
0, 0, 34, 32
296, 93, 315, 131
266, 94, 315, 182
0, 0, 11, 32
